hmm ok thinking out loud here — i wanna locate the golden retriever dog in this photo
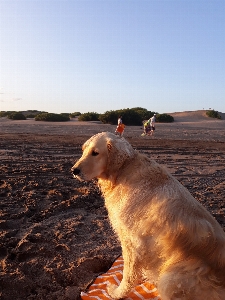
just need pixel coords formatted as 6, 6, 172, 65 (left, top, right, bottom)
71, 132, 225, 300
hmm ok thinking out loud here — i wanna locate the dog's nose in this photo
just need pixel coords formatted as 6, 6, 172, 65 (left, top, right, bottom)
72, 168, 80, 175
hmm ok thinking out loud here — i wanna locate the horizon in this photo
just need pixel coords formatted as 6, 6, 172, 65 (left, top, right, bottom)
0, 0, 225, 114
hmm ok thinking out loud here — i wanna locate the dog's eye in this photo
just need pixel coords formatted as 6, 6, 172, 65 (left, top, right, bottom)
92, 150, 99, 156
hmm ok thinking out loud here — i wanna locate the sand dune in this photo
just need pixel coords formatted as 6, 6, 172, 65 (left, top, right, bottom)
168, 109, 224, 122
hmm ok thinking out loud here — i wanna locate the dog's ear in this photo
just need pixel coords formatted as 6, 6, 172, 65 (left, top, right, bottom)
107, 142, 113, 153
106, 137, 135, 178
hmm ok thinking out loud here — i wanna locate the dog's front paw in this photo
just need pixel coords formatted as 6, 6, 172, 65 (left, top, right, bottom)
107, 283, 124, 299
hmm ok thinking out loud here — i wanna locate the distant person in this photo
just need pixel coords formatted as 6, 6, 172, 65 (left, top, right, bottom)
149, 114, 156, 135
118, 116, 122, 125
115, 116, 125, 136
141, 114, 156, 136
115, 123, 125, 136
142, 120, 151, 136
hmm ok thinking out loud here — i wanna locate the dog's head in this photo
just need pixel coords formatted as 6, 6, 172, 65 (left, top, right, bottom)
71, 132, 135, 181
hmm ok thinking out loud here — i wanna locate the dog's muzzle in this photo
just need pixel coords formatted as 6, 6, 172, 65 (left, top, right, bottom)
71, 167, 86, 181
72, 168, 80, 176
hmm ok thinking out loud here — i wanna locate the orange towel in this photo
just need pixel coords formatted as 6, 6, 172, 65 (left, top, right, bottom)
81, 256, 161, 300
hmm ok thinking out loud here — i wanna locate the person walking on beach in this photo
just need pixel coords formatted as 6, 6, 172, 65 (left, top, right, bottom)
141, 114, 156, 136
142, 120, 151, 135
118, 116, 122, 125
149, 114, 156, 135
115, 116, 125, 136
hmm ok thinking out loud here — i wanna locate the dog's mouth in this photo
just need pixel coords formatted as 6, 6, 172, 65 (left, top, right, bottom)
72, 173, 84, 182
71, 167, 84, 181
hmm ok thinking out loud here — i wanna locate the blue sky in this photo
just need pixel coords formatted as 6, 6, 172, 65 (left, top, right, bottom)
0, 0, 224, 114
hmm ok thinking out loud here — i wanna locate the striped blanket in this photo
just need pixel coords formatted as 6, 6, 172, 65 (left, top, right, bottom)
81, 256, 161, 300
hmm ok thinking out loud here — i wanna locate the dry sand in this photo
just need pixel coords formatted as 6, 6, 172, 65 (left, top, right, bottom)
0, 111, 225, 299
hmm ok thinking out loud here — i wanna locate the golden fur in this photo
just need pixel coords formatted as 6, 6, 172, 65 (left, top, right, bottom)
71, 132, 225, 300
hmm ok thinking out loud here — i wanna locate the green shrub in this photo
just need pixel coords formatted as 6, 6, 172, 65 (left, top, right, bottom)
8, 112, 26, 120
0, 111, 15, 117
24, 110, 41, 116
78, 112, 100, 121
118, 108, 143, 126
0, 111, 7, 117
131, 107, 157, 121
25, 110, 47, 118
99, 110, 118, 124
206, 110, 221, 119
70, 112, 81, 118
156, 114, 174, 123
99, 108, 158, 126
26, 114, 36, 118
98, 108, 141, 125
99, 107, 159, 126
35, 113, 70, 122
1, 110, 45, 118
60, 113, 70, 117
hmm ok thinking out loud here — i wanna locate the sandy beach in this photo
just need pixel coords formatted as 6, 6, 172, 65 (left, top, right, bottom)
0, 111, 225, 299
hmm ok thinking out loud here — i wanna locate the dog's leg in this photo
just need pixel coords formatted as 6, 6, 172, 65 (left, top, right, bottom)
107, 248, 141, 299
107, 259, 139, 299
